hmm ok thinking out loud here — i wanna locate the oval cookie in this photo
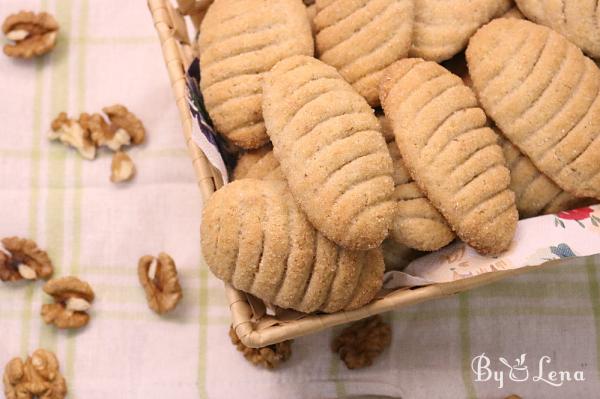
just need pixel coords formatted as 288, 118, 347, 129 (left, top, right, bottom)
380, 58, 518, 255
499, 134, 595, 217
515, 0, 600, 59
314, 0, 414, 106
387, 140, 455, 251
198, 0, 314, 149
201, 179, 384, 313
410, 0, 512, 62
263, 55, 396, 250
233, 146, 285, 180
467, 18, 600, 200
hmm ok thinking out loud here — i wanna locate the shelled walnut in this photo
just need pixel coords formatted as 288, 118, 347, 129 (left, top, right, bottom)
331, 315, 392, 369
80, 112, 131, 152
49, 112, 96, 160
229, 326, 292, 369
41, 276, 95, 329
2, 11, 59, 58
138, 253, 183, 314
3, 349, 67, 399
0, 237, 53, 282
103, 104, 146, 145
110, 151, 136, 183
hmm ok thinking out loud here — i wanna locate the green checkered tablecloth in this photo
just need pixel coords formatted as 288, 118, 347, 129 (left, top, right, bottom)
1, 1, 600, 398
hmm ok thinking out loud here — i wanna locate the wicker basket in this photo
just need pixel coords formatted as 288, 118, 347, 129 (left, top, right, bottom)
147, 0, 553, 348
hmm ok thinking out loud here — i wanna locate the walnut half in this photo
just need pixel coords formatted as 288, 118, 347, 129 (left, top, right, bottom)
103, 104, 146, 146
0, 237, 53, 282
229, 326, 292, 369
2, 11, 59, 58
3, 349, 67, 399
48, 112, 96, 160
138, 253, 183, 314
41, 276, 95, 329
331, 315, 392, 369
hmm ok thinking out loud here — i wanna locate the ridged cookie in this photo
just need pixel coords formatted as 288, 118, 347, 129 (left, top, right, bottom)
467, 18, 600, 200
314, 0, 414, 106
499, 134, 594, 217
233, 146, 285, 180
201, 179, 384, 313
515, 0, 600, 59
198, 0, 313, 149
263, 55, 396, 250
380, 58, 518, 255
387, 140, 456, 251
410, 0, 512, 62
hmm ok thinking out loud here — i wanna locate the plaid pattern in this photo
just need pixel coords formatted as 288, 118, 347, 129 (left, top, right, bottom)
1, 1, 599, 398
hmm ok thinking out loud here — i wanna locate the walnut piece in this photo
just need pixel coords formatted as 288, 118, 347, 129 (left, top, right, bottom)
229, 326, 292, 369
138, 253, 183, 314
41, 276, 95, 329
0, 237, 53, 282
48, 112, 96, 160
3, 349, 67, 399
331, 315, 391, 369
111, 151, 136, 183
2, 11, 59, 58
103, 104, 146, 145
82, 112, 131, 151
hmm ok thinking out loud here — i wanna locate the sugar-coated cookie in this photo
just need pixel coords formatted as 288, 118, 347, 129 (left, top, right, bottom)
515, 0, 600, 59
387, 140, 455, 251
499, 135, 595, 217
263, 55, 396, 250
410, 0, 512, 62
380, 58, 517, 255
314, 0, 414, 105
467, 18, 600, 200
201, 179, 384, 313
198, 0, 313, 149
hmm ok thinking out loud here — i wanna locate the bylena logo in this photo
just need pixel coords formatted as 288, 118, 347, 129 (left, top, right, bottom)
471, 353, 585, 389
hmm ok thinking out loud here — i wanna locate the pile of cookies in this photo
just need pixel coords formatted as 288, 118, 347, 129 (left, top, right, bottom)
199, 0, 600, 314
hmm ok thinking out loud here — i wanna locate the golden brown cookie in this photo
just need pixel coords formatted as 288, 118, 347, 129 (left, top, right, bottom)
515, 0, 600, 59
499, 134, 595, 217
233, 147, 285, 180
387, 140, 456, 251
314, 0, 414, 106
263, 55, 396, 250
467, 18, 600, 200
201, 179, 384, 313
380, 58, 518, 255
410, 0, 512, 62
198, 0, 314, 149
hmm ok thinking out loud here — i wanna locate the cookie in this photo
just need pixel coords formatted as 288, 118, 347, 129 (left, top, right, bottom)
501, 6, 524, 19
515, 0, 600, 59
263, 55, 396, 250
198, 0, 313, 149
467, 18, 600, 200
314, 0, 414, 106
201, 179, 384, 313
233, 146, 285, 180
380, 58, 518, 255
387, 140, 456, 251
233, 145, 272, 180
499, 134, 595, 217
410, 0, 512, 62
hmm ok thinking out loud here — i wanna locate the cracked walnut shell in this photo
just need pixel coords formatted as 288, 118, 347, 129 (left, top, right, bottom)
0, 237, 53, 282
138, 253, 183, 314
49, 112, 96, 160
229, 326, 292, 369
41, 276, 95, 329
3, 349, 67, 399
103, 104, 145, 145
331, 315, 391, 369
2, 11, 59, 58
